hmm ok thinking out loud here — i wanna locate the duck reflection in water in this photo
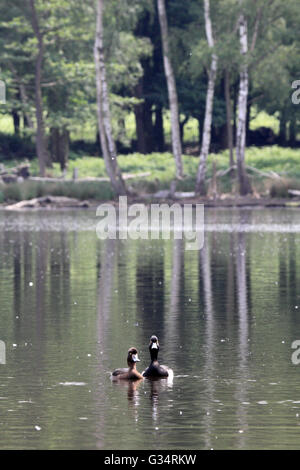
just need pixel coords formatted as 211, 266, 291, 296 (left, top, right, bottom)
148, 371, 174, 423
111, 377, 143, 404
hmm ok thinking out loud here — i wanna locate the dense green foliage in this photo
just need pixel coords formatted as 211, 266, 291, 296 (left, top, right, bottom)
0, 0, 300, 195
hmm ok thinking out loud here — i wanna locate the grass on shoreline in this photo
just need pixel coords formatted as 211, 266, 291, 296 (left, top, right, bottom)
1, 146, 300, 202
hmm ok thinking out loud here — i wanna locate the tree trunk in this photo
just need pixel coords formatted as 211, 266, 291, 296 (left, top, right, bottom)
50, 127, 59, 164
12, 110, 20, 136
279, 110, 287, 146
154, 105, 165, 151
28, 0, 50, 177
143, 101, 154, 152
50, 127, 70, 171
195, 0, 218, 195
179, 115, 189, 147
233, 79, 238, 142
246, 96, 251, 146
224, 69, 234, 168
134, 81, 147, 154
157, 0, 183, 179
94, 0, 127, 196
19, 82, 34, 130
10, 66, 34, 130
134, 80, 155, 154
218, 123, 227, 150
289, 114, 297, 147
236, 8, 252, 196
197, 118, 203, 148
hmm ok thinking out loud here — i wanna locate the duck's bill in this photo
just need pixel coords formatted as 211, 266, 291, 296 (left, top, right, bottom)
132, 354, 140, 362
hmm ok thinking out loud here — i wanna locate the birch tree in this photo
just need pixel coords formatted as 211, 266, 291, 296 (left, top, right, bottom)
94, 0, 127, 196
235, 0, 285, 194
157, 0, 183, 180
224, 68, 234, 171
235, 3, 252, 196
195, 0, 218, 195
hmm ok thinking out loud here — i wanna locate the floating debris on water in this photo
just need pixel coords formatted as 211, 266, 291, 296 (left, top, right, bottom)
59, 382, 86, 386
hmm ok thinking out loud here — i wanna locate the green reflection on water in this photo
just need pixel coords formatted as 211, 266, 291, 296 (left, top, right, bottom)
0, 208, 299, 449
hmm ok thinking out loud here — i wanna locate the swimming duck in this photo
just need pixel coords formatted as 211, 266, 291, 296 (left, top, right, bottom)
143, 335, 171, 378
112, 347, 143, 381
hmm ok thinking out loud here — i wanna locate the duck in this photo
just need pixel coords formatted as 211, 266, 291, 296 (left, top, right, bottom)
111, 347, 144, 381
143, 335, 172, 378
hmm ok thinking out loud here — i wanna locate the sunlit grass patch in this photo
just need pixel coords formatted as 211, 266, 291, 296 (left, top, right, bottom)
1, 146, 300, 201
1, 179, 114, 202
0, 115, 14, 135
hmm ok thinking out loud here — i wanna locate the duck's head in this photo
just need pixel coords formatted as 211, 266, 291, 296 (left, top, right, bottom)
149, 335, 160, 360
127, 347, 140, 366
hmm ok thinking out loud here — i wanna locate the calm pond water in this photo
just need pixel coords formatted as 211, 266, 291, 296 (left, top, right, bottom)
0, 207, 300, 450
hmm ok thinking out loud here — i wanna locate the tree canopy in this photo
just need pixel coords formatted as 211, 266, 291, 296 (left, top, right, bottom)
0, 0, 299, 194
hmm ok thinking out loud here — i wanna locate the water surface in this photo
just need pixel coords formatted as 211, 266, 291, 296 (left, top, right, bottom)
0, 207, 300, 449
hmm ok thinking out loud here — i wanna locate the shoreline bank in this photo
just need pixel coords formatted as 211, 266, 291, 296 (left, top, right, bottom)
2, 195, 300, 211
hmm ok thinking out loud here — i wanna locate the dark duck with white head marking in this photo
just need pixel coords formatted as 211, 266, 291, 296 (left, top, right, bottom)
143, 335, 172, 378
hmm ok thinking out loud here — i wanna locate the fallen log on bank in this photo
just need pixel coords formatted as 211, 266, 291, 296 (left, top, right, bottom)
5, 196, 90, 210
28, 171, 151, 183
245, 165, 281, 180
153, 190, 196, 199
288, 189, 300, 197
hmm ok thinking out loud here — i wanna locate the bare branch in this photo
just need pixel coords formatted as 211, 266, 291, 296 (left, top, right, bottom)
250, 5, 263, 52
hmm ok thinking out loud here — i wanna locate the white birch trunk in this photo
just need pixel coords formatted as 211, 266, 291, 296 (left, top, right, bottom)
224, 69, 234, 169
236, 7, 252, 195
94, 0, 127, 196
157, 0, 183, 179
195, 0, 218, 195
